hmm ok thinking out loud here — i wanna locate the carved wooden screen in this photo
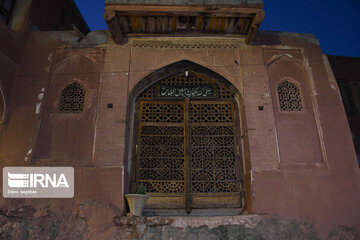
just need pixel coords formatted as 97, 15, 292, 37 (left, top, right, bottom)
138, 101, 186, 209
190, 101, 240, 209
136, 71, 242, 212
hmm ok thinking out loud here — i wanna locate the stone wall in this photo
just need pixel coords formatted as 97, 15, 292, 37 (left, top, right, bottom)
1, 210, 358, 240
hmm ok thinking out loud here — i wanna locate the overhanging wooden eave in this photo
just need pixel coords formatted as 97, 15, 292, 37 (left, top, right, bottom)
104, 4, 264, 45
105, 4, 264, 14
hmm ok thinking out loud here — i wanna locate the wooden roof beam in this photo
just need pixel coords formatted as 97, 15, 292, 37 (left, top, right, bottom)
105, 10, 125, 44
245, 12, 264, 44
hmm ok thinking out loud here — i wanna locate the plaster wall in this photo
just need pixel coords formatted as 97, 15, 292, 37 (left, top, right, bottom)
0, 19, 27, 120
0, 31, 124, 216
94, 33, 359, 232
34, 48, 104, 165
0, 19, 26, 139
251, 32, 360, 232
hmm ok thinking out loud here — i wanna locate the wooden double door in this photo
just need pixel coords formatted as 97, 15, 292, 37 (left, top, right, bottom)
136, 98, 242, 213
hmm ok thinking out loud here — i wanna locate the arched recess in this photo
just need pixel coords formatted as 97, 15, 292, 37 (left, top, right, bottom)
124, 60, 251, 215
34, 55, 100, 165
267, 55, 323, 165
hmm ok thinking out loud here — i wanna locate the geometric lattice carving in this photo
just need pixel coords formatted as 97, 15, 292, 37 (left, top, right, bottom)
190, 103, 238, 193
137, 100, 240, 195
140, 71, 234, 100
137, 102, 185, 193
133, 40, 242, 49
277, 80, 303, 112
136, 68, 242, 208
58, 82, 85, 113
141, 102, 184, 123
190, 103, 233, 123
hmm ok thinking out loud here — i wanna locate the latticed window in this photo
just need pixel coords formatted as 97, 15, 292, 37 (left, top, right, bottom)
277, 80, 303, 112
58, 82, 85, 113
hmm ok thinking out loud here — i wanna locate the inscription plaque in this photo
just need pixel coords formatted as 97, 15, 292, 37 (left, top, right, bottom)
156, 85, 218, 98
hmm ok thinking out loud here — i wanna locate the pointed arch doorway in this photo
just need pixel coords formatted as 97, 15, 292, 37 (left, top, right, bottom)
130, 62, 246, 214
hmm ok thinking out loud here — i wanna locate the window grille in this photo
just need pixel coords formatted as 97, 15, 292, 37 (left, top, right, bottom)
58, 82, 85, 113
277, 80, 303, 112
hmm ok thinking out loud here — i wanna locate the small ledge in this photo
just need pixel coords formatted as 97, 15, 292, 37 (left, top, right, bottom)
279, 162, 328, 171
113, 214, 261, 229
112, 214, 331, 240
142, 207, 245, 217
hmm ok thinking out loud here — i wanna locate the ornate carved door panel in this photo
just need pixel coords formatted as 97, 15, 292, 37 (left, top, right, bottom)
136, 99, 241, 211
135, 71, 242, 212
190, 101, 241, 209
137, 101, 186, 209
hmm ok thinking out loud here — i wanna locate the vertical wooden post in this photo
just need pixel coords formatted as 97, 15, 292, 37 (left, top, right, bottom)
184, 97, 192, 213
104, 10, 125, 44
245, 13, 265, 44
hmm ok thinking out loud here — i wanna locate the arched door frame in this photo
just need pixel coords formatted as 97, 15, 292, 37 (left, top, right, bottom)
124, 60, 252, 213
